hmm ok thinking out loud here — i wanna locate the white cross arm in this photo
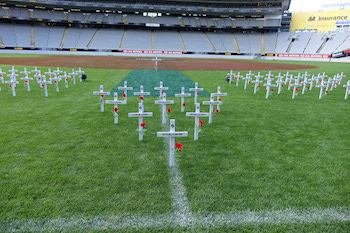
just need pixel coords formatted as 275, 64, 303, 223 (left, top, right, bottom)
93, 91, 110, 95
155, 100, 175, 104
189, 88, 204, 91
186, 112, 210, 117
118, 86, 133, 90
4, 80, 19, 84
134, 92, 151, 95
212, 93, 228, 97
105, 100, 127, 104
175, 93, 191, 97
202, 101, 222, 105
128, 112, 153, 117
157, 132, 188, 137
154, 87, 169, 90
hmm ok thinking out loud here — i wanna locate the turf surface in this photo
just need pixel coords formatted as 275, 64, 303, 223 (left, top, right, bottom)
0, 59, 349, 232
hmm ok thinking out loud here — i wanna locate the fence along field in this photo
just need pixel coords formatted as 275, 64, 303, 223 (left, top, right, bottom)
0, 56, 349, 232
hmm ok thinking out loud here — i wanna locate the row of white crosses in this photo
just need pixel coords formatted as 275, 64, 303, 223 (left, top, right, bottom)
93, 82, 227, 167
1, 66, 85, 97
228, 70, 348, 100
93, 82, 227, 140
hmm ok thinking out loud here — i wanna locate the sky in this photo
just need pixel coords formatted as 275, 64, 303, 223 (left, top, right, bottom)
288, 0, 350, 12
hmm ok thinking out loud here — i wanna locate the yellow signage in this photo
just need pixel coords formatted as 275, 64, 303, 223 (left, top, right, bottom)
290, 10, 350, 32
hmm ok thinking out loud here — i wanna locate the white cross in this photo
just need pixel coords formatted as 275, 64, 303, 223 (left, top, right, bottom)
31, 67, 40, 75
54, 67, 63, 75
4, 78, 19, 97
175, 87, 191, 112
301, 77, 311, 95
20, 76, 34, 92
0, 68, 6, 84
227, 70, 235, 84
284, 72, 293, 90
324, 78, 333, 94
0, 68, 6, 92
128, 102, 153, 141
155, 92, 174, 125
93, 85, 110, 112
275, 73, 286, 94
6, 73, 19, 89
8, 66, 18, 73
212, 86, 227, 112
343, 81, 350, 100
154, 81, 169, 99
68, 69, 78, 85
189, 82, 203, 104
20, 68, 31, 77
252, 72, 263, 94
243, 73, 253, 90
308, 75, 318, 91
186, 103, 210, 140
76, 67, 85, 82
50, 76, 62, 92
263, 77, 276, 99
202, 93, 222, 124
316, 80, 328, 99
38, 75, 52, 97
152, 57, 162, 70
265, 71, 274, 79
117, 81, 133, 102
45, 69, 55, 80
290, 82, 302, 99
235, 72, 243, 87
33, 70, 42, 83
105, 92, 127, 124
60, 72, 69, 88
134, 85, 150, 103
157, 119, 188, 167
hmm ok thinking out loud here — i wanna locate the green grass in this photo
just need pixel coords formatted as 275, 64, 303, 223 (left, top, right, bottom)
0, 59, 349, 232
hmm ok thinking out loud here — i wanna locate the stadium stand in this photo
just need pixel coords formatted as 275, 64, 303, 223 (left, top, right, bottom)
0, 0, 349, 59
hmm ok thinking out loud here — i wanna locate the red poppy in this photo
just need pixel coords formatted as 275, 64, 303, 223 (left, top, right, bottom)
48, 75, 51, 78
100, 94, 105, 98
38, 77, 41, 80
258, 85, 261, 88
167, 108, 172, 113
139, 96, 144, 100
182, 102, 187, 107
140, 122, 147, 128
325, 90, 329, 93
295, 88, 299, 92
114, 107, 119, 112
199, 120, 204, 126
161, 91, 165, 94
65, 78, 69, 81
0, 74, 2, 77
271, 89, 275, 92
218, 98, 222, 101
41, 84, 45, 87
9, 84, 12, 87
175, 142, 183, 151
248, 81, 251, 84
282, 84, 285, 87
196, 92, 200, 95
53, 81, 57, 83
24, 80, 28, 83
215, 109, 220, 114
307, 86, 310, 90
122, 93, 126, 98
70, 75, 73, 78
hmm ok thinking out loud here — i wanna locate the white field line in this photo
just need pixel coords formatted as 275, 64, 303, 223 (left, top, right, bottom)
1, 208, 349, 232
2, 113, 349, 231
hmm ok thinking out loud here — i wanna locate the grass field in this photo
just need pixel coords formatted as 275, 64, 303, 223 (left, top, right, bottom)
0, 57, 349, 232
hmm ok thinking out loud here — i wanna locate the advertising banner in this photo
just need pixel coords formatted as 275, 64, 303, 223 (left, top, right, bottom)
276, 54, 331, 58
122, 50, 184, 54
290, 10, 350, 32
